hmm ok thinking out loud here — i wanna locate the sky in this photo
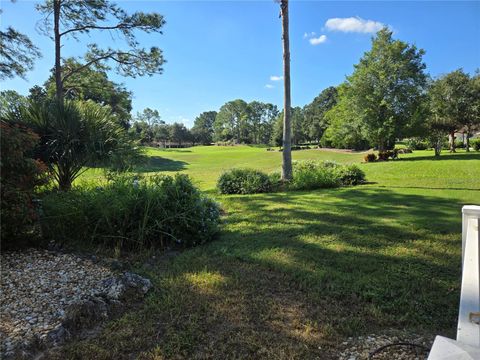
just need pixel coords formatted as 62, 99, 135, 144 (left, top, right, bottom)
1, 0, 479, 127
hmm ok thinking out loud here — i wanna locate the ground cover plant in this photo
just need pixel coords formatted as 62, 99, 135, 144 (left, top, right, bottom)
42, 146, 480, 359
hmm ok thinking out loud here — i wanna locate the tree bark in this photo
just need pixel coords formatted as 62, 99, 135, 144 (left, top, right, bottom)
465, 127, 470, 152
434, 139, 442, 157
54, 0, 63, 101
449, 130, 456, 152
280, 0, 292, 181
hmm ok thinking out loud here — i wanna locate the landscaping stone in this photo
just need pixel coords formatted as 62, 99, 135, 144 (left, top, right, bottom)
338, 332, 434, 360
0, 249, 152, 359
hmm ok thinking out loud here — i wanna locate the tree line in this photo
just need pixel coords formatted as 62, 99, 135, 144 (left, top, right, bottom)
129, 28, 479, 154
185, 28, 479, 153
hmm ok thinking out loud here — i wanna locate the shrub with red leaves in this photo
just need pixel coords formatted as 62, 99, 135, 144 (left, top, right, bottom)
1, 121, 49, 248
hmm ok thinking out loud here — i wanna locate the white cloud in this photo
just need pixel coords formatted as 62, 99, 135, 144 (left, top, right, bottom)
270, 75, 283, 81
303, 31, 316, 39
325, 17, 385, 33
265, 84, 274, 89
309, 35, 327, 45
177, 116, 192, 127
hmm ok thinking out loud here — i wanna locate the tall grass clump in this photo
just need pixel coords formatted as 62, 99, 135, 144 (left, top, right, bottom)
40, 174, 220, 250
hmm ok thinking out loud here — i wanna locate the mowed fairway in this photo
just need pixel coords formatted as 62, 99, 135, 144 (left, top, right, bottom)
57, 147, 480, 359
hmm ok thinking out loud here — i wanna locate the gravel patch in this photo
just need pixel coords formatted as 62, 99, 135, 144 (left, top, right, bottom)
338, 332, 433, 359
0, 249, 124, 357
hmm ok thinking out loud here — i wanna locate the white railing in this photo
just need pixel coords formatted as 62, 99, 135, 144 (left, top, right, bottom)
428, 205, 480, 359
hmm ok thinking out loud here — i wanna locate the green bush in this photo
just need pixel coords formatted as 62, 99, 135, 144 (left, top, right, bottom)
217, 168, 272, 194
405, 138, 428, 150
268, 171, 282, 190
471, 139, 480, 151
336, 164, 366, 185
0, 121, 49, 249
364, 153, 377, 162
377, 151, 389, 161
41, 174, 220, 250
289, 161, 366, 190
290, 161, 338, 190
455, 140, 465, 149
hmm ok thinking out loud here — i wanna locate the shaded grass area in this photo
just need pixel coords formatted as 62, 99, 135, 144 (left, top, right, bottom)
48, 147, 480, 359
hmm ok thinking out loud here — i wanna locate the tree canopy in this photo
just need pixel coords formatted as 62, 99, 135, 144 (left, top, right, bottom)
44, 58, 133, 128
0, 26, 41, 80
337, 28, 427, 150
191, 111, 217, 145
302, 86, 338, 143
36, 0, 166, 100
428, 69, 480, 152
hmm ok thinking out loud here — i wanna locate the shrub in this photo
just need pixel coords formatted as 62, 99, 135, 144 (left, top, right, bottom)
377, 150, 398, 161
377, 151, 389, 161
0, 121, 49, 249
336, 164, 366, 185
41, 174, 220, 250
455, 139, 465, 149
405, 138, 428, 150
289, 161, 341, 190
217, 168, 272, 194
471, 139, 480, 151
364, 153, 377, 162
268, 171, 282, 190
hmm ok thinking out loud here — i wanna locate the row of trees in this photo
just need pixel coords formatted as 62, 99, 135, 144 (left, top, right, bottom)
130, 108, 192, 146
130, 101, 280, 146
184, 28, 479, 155
132, 59, 479, 154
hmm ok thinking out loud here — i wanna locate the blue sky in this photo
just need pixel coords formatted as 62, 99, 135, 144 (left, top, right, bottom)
1, 1, 479, 127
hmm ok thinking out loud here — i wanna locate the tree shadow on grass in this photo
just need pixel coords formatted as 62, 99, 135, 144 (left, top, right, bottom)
398, 153, 480, 161
377, 185, 480, 192
212, 188, 465, 328
137, 184, 466, 357
134, 156, 188, 173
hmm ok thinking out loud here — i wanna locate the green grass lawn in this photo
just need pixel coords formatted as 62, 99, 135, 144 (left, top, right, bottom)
52, 146, 480, 359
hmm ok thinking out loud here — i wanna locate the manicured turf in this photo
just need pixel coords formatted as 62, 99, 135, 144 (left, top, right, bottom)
53, 147, 480, 359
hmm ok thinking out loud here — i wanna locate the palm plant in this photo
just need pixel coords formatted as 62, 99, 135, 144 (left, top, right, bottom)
8, 99, 139, 190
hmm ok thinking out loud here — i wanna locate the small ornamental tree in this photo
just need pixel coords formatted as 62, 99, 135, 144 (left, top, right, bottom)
0, 121, 49, 248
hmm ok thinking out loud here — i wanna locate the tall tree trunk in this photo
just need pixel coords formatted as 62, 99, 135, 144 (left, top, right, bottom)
280, 0, 292, 181
434, 138, 442, 157
449, 130, 456, 152
465, 127, 470, 152
54, 0, 63, 101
